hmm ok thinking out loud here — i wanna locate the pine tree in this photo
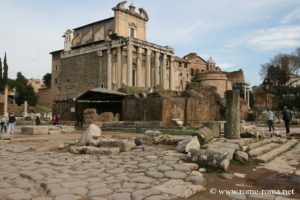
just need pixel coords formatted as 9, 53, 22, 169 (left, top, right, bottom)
3, 52, 8, 86
0, 57, 2, 87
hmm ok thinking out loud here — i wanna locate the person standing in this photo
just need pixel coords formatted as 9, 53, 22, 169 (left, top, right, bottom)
0, 115, 7, 133
8, 113, 16, 134
52, 115, 57, 125
56, 114, 60, 125
266, 108, 275, 132
36, 116, 41, 126
282, 106, 292, 134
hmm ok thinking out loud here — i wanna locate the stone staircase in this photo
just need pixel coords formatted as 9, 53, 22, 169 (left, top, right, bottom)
248, 138, 298, 163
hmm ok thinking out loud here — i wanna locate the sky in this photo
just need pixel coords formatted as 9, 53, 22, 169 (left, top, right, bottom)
0, 0, 300, 87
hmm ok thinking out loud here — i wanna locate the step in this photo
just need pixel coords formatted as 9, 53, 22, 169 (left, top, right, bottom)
248, 139, 273, 150
249, 143, 281, 157
256, 140, 298, 163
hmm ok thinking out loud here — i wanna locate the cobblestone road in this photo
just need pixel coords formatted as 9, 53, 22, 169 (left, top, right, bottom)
0, 142, 205, 200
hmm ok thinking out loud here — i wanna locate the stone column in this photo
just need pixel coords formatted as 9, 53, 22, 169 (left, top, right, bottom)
169, 57, 174, 90
162, 54, 167, 89
107, 48, 112, 90
136, 46, 142, 87
24, 101, 28, 117
127, 44, 133, 86
225, 89, 240, 139
146, 48, 151, 88
247, 88, 250, 109
155, 51, 160, 85
243, 85, 247, 100
117, 47, 122, 89
3, 86, 8, 116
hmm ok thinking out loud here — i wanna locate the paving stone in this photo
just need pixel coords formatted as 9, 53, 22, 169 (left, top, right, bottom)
88, 188, 112, 197
139, 162, 158, 168
0, 188, 24, 195
144, 194, 171, 200
123, 182, 138, 189
7, 192, 32, 200
182, 163, 199, 171
129, 176, 156, 183
69, 187, 88, 196
185, 175, 206, 185
54, 194, 81, 200
164, 171, 187, 179
89, 182, 106, 190
157, 165, 173, 172
154, 179, 205, 198
111, 192, 131, 200
145, 171, 165, 178
49, 187, 69, 196
32, 198, 53, 200
60, 181, 87, 189
173, 164, 191, 172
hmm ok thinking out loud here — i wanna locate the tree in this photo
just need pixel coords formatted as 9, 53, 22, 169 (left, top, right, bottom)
14, 72, 37, 106
43, 73, 51, 88
3, 52, 8, 86
0, 57, 2, 87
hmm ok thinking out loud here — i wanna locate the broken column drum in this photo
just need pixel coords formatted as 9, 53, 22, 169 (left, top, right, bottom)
225, 89, 240, 139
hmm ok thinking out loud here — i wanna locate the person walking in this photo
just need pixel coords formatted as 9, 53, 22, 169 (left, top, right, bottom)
282, 106, 292, 134
0, 115, 7, 133
36, 116, 41, 126
8, 113, 16, 134
266, 108, 275, 132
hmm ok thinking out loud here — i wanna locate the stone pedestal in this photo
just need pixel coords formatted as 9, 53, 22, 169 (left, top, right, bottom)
21, 126, 49, 135
225, 90, 240, 139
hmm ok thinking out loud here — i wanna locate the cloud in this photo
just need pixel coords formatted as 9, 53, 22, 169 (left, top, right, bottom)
219, 63, 234, 70
227, 25, 300, 50
281, 7, 300, 24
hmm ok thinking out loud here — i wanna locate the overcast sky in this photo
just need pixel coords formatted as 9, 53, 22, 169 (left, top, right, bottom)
0, 0, 300, 86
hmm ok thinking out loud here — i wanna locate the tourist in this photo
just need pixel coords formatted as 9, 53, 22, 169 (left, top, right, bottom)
8, 113, 16, 134
282, 106, 292, 134
266, 108, 275, 132
0, 115, 7, 133
36, 116, 41, 126
52, 115, 57, 125
56, 114, 60, 125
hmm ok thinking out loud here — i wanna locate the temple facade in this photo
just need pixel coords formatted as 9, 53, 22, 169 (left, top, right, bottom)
50, 1, 248, 120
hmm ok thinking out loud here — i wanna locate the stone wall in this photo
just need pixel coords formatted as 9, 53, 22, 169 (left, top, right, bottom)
240, 100, 248, 120
57, 52, 101, 100
37, 88, 52, 108
122, 84, 222, 126
122, 97, 171, 124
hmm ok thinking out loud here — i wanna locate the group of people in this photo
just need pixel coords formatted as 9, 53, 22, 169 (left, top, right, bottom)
0, 113, 16, 134
266, 106, 293, 134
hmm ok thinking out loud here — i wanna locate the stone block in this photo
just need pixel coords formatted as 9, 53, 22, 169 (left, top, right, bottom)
176, 136, 200, 153
234, 151, 249, 164
21, 126, 49, 135
70, 146, 119, 155
59, 126, 76, 133
189, 148, 230, 171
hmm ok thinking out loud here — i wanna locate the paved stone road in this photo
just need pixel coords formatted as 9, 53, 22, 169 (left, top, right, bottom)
0, 142, 205, 200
